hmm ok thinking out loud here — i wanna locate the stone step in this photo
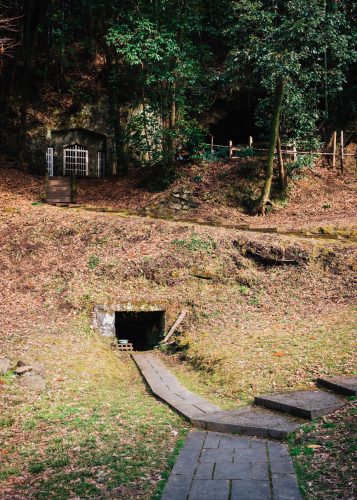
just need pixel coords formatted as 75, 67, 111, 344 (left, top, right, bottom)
316, 376, 357, 397
47, 178, 71, 186
133, 354, 300, 440
46, 177, 73, 203
194, 407, 301, 440
254, 390, 345, 420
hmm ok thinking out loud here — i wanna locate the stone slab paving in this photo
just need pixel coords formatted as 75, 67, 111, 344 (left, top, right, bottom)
132, 354, 221, 419
132, 354, 301, 439
316, 376, 357, 397
195, 407, 301, 440
162, 431, 302, 500
254, 390, 345, 420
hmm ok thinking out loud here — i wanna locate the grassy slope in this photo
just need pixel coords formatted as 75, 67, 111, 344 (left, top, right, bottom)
289, 401, 357, 499
0, 321, 188, 499
0, 164, 356, 498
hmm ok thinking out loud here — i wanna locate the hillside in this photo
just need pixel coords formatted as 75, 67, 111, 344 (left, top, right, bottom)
0, 163, 356, 498
1, 154, 356, 232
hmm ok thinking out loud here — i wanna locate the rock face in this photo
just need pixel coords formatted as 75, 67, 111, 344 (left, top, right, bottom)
92, 307, 116, 337
0, 357, 11, 375
18, 372, 46, 391
14, 365, 33, 375
13, 361, 46, 390
144, 188, 197, 216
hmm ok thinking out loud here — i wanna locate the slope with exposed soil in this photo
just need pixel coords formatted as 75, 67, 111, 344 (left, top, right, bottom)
0, 162, 356, 498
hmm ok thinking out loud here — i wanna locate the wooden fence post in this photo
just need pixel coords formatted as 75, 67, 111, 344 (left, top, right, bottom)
248, 136, 253, 148
229, 140, 233, 159
211, 135, 214, 154
332, 131, 337, 169
292, 141, 297, 162
340, 130, 344, 173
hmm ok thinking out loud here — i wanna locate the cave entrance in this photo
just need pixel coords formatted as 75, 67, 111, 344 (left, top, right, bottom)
115, 311, 165, 351
208, 93, 262, 145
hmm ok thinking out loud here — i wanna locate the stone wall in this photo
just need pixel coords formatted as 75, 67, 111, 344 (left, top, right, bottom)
93, 302, 167, 338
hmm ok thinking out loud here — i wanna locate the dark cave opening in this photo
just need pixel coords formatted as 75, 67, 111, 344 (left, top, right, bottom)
115, 311, 165, 351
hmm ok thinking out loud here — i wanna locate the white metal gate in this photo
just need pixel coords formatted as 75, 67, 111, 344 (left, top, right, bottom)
46, 147, 54, 176
98, 152, 105, 177
63, 144, 88, 176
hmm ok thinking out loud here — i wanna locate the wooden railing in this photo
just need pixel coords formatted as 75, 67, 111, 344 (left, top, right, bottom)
205, 131, 355, 171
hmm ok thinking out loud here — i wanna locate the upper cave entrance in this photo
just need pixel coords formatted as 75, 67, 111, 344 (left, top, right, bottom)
207, 93, 262, 145
115, 311, 165, 351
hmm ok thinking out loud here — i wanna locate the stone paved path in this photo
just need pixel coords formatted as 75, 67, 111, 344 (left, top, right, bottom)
162, 431, 301, 500
132, 354, 351, 498
133, 354, 300, 439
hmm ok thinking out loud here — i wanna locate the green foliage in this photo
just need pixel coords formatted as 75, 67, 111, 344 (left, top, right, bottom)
106, 1, 215, 167
227, 0, 356, 147
172, 234, 216, 253
28, 462, 46, 474
287, 154, 316, 178
88, 255, 100, 270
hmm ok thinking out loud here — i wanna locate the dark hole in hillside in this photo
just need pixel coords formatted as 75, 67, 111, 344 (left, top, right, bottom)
208, 94, 262, 145
115, 311, 165, 351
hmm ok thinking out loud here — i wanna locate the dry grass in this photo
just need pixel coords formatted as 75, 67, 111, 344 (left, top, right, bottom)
0, 319, 188, 499
289, 401, 357, 499
165, 306, 356, 405
0, 163, 356, 497
1, 154, 356, 231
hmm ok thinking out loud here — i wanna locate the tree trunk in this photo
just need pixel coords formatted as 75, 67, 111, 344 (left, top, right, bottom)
106, 51, 129, 176
167, 85, 176, 165
253, 79, 285, 214
276, 132, 287, 190
18, 0, 34, 163
18, 0, 49, 163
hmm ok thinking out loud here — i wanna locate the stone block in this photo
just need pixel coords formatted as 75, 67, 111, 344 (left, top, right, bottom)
203, 408, 299, 439
251, 463, 269, 481
231, 479, 271, 499
189, 479, 230, 500
162, 474, 192, 500
316, 376, 357, 397
93, 310, 115, 337
234, 447, 268, 463
220, 436, 251, 449
272, 474, 302, 500
194, 462, 214, 479
255, 390, 345, 419
214, 461, 251, 480
199, 448, 234, 463
185, 431, 206, 448
204, 432, 221, 449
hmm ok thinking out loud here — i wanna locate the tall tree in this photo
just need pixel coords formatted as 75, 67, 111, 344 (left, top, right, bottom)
226, 0, 355, 213
107, 0, 214, 169
18, 0, 50, 162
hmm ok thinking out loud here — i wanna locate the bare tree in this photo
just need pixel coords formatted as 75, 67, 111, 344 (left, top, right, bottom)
0, 3, 19, 71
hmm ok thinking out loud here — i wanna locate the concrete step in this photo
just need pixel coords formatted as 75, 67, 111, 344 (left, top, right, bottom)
47, 187, 71, 193
133, 354, 301, 440
194, 407, 301, 440
47, 180, 71, 187
47, 197, 72, 203
254, 390, 345, 420
316, 376, 357, 397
